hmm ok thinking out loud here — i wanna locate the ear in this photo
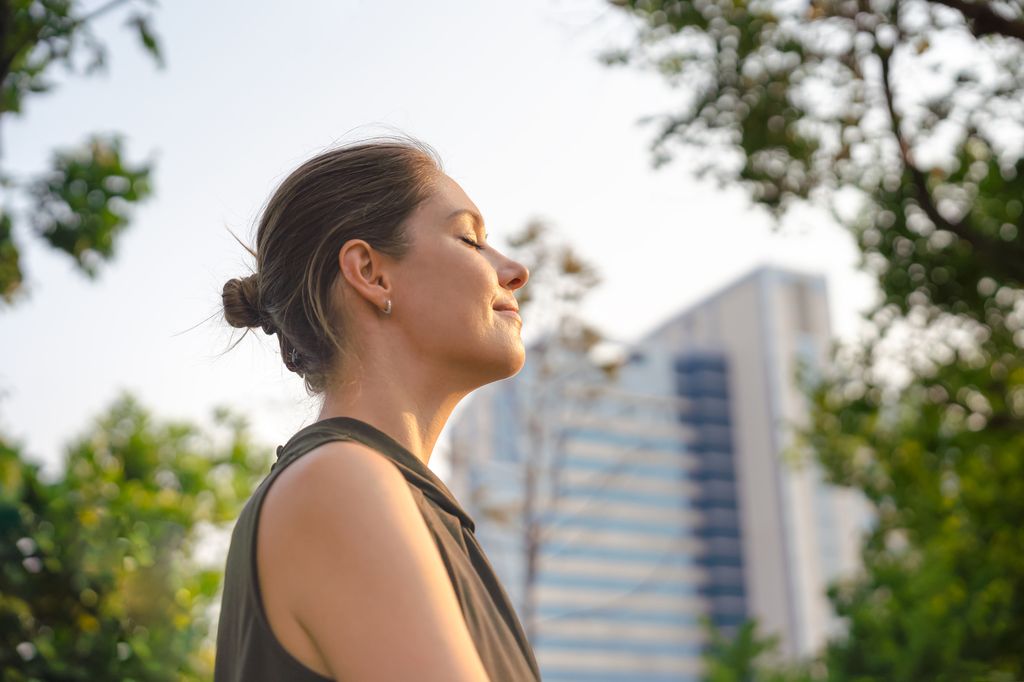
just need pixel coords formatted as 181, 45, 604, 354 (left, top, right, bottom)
337, 239, 392, 312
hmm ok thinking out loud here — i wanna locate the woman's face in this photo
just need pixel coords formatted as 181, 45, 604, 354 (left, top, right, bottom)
379, 173, 530, 387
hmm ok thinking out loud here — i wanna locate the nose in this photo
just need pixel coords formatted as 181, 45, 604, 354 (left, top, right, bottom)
499, 255, 529, 292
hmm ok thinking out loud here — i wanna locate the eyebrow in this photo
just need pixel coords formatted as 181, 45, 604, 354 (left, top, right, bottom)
447, 209, 488, 240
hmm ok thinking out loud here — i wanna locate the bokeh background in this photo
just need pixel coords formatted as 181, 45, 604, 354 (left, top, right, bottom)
2, 0, 1021, 680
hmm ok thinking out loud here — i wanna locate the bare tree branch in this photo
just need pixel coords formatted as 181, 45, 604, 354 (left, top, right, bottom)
925, 0, 1024, 41
77, 0, 135, 25
875, 39, 1017, 277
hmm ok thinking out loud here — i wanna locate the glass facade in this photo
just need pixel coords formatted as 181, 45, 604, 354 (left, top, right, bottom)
672, 353, 748, 636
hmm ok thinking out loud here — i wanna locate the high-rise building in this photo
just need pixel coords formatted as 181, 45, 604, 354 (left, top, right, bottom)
446, 265, 868, 681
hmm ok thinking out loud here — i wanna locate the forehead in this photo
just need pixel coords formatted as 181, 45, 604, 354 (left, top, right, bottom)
423, 174, 485, 230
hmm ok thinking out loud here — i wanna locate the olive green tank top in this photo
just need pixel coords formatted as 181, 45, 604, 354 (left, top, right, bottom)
213, 416, 542, 681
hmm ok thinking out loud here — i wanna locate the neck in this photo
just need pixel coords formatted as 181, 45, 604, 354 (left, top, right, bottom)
315, 349, 472, 468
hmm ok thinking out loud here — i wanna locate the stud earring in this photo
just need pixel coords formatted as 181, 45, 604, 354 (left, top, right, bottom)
382, 299, 392, 315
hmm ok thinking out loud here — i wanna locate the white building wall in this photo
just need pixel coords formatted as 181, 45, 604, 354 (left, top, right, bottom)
640, 266, 865, 657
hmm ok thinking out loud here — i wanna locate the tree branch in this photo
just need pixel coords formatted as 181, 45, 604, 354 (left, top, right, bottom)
875, 39, 1020, 281
76, 0, 136, 26
925, 0, 1024, 42
877, 42, 952, 231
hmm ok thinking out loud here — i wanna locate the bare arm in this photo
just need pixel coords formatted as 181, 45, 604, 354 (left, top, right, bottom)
259, 441, 491, 681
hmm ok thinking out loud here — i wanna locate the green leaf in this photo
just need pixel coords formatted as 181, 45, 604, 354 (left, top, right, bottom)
125, 13, 164, 68
0, 210, 24, 304
0, 393, 271, 678
28, 134, 154, 278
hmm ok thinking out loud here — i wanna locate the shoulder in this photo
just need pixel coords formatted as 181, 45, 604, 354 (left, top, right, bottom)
259, 439, 419, 581
270, 438, 410, 508
257, 439, 489, 680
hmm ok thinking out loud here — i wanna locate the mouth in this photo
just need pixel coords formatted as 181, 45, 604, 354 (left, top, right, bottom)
493, 308, 522, 323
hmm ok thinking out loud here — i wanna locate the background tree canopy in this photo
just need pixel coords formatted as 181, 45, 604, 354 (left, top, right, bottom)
0, 393, 270, 680
604, 0, 1024, 679
1, 5, 270, 679
1, 0, 161, 306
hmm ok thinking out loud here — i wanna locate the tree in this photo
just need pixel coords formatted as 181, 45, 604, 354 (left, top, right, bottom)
1, 0, 162, 305
793, 296, 1024, 681
0, 6, 274, 678
0, 392, 269, 680
602, 0, 1024, 678
702, 618, 816, 682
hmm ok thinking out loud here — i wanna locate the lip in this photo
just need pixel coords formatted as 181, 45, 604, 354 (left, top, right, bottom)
494, 309, 522, 323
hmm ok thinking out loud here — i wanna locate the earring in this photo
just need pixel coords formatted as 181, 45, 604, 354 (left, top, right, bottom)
382, 299, 392, 315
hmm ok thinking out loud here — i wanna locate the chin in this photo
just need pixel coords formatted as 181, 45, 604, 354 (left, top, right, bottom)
477, 345, 526, 385
504, 347, 527, 377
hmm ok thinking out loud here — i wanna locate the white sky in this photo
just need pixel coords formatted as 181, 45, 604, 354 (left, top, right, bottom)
2, 0, 877, 481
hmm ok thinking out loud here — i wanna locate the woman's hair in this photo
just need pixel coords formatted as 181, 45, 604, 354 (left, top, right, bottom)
221, 134, 443, 394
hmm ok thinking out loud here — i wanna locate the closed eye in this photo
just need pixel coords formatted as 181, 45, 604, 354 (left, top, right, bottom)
460, 236, 484, 251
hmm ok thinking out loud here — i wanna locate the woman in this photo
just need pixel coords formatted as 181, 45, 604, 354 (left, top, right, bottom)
213, 135, 539, 681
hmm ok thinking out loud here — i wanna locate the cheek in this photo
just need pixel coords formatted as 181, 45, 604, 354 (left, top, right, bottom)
399, 256, 491, 328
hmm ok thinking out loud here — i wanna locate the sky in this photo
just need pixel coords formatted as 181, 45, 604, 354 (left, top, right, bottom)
2, 0, 877, 482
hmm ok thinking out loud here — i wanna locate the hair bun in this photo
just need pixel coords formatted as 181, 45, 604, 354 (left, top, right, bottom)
222, 274, 263, 330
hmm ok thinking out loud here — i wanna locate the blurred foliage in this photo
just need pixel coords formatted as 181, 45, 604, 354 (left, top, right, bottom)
793, 310, 1024, 680
0, 391, 271, 680
0, 0, 162, 305
605, 0, 1024, 679
603, 0, 1023, 313
702, 618, 816, 682
28, 134, 152, 277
